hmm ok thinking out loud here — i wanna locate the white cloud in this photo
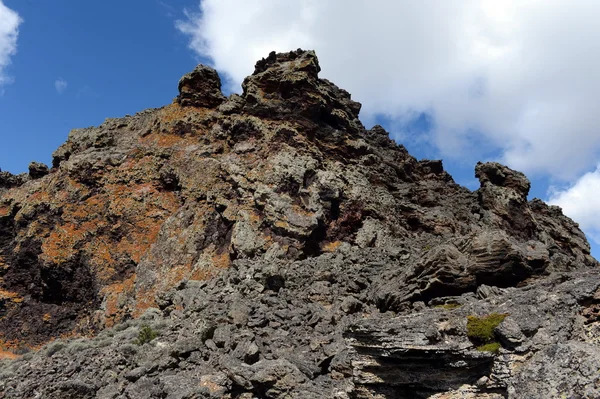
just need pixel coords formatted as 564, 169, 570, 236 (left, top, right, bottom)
548, 165, 600, 245
177, 0, 600, 180
55, 78, 68, 94
0, 1, 21, 86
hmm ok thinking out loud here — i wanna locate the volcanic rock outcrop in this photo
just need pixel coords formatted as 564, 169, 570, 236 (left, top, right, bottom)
0, 49, 598, 398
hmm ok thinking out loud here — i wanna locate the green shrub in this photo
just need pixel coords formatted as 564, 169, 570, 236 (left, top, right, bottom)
135, 325, 158, 346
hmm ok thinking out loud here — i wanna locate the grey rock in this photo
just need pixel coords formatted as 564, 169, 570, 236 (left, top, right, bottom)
346, 271, 600, 397
213, 325, 233, 349
96, 385, 120, 399
340, 296, 362, 314
124, 366, 147, 382
248, 359, 307, 397
476, 284, 507, 299
170, 336, 204, 357
0, 169, 28, 188
510, 342, 600, 398
50, 380, 97, 399
124, 377, 165, 399
495, 317, 525, 349
232, 340, 260, 365
199, 373, 232, 397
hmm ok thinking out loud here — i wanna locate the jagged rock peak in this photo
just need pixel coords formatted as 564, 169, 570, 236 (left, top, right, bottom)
175, 49, 363, 133
0, 169, 28, 189
241, 49, 363, 130
177, 64, 225, 108
252, 48, 321, 77
28, 161, 49, 179
475, 161, 531, 198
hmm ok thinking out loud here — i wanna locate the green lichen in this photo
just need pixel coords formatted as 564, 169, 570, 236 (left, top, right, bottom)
476, 342, 501, 353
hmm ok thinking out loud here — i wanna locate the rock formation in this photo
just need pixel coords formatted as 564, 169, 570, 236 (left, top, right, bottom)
0, 49, 598, 398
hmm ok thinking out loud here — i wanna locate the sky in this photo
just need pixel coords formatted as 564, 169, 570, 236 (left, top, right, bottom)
0, 0, 598, 258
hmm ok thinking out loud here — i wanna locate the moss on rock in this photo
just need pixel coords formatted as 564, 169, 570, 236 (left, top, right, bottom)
467, 313, 507, 353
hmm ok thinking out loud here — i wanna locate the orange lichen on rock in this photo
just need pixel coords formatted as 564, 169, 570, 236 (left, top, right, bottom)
0, 340, 21, 360
43, 176, 178, 275
0, 206, 10, 217
123, 217, 168, 263
210, 251, 231, 271
101, 274, 136, 328
40, 223, 87, 264
190, 247, 231, 281
87, 238, 117, 282
0, 289, 23, 303
157, 134, 187, 148
322, 241, 343, 253
140, 131, 199, 149
13, 152, 185, 332
132, 286, 158, 318
163, 264, 193, 289
27, 191, 51, 203
66, 194, 105, 221
0, 339, 26, 359
159, 102, 209, 125
0, 350, 19, 360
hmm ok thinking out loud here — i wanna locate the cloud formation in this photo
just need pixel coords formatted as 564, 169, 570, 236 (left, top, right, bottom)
0, 1, 21, 86
177, 0, 600, 181
549, 166, 600, 245
55, 78, 68, 94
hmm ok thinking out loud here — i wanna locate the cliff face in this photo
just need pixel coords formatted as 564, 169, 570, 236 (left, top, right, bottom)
0, 50, 599, 398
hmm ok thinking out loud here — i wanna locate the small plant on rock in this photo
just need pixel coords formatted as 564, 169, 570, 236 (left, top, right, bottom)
466, 313, 507, 353
135, 325, 158, 346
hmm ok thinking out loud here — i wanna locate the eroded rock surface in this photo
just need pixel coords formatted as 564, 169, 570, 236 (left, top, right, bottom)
0, 50, 598, 398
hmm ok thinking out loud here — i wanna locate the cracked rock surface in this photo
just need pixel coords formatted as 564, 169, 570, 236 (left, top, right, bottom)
0, 50, 598, 398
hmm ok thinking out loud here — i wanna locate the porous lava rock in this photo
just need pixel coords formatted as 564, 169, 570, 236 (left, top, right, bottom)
177, 64, 226, 108
0, 50, 598, 399
27, 162, 49, 179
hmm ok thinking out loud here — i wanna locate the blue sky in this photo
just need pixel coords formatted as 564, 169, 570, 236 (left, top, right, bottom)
0, 1, 598, 258
0, 0, 201, 173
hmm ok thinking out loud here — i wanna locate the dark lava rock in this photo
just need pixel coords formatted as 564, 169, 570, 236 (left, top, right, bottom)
177, 64, 226, 108
0, 169, 27, 189
28, 161, 49, 179
0, 50, 598, 399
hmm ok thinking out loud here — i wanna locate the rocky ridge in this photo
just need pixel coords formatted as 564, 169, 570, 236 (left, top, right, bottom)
0, 49, 598, 398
